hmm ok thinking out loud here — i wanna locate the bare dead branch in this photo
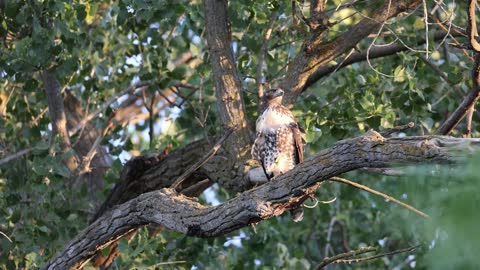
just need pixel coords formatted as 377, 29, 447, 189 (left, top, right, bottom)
329, 176, 429, 218
335, 244, 419, 264
171, 127, 236, 190
317, 245, 419, 269
316, 246, 378, 269
380, 122, 415, 137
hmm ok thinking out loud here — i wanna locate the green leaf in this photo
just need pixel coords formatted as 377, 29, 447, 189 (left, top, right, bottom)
168, 65, 187, 80
75, 4, 87, 21
38, 225, 51, 234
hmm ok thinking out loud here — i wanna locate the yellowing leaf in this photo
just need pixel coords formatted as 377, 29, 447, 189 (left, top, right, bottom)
394, 66, 406, 83
414, 18, 425, 29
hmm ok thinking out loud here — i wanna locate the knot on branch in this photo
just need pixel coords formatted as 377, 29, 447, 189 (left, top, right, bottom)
307, 12, 330, 32
362, 130, 385, 142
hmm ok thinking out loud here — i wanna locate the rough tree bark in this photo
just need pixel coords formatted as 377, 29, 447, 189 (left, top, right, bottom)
44, 131, 480, 269
203, 0, 254, 191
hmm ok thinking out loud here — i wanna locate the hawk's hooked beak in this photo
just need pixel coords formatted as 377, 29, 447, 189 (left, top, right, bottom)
273, 88, 284, 97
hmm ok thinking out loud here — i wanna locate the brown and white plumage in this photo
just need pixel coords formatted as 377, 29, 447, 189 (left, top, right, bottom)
251, 88, 305, 222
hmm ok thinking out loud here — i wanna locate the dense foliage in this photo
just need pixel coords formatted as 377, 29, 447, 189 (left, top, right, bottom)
0, 0, 479, 269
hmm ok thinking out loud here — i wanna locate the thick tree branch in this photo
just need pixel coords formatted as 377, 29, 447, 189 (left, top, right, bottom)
91, 138, 213, 221
204, 0, 254, 191
281, 0, 422, 104
42, 70, 78, 172
44, 131, 480, 269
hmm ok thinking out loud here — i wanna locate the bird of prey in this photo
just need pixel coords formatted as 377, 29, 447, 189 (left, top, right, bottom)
251, 88, 305, 222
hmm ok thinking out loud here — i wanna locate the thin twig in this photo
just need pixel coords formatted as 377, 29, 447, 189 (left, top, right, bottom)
380, 122, 415, 137
324, 216, 337, 266
423, 0, 429, 58
359, 167, 405, 176
157, 90, 180, 108
418, 55, 463, 95
336, 245, 420, 264
177, 86, 199, 107
170, 126, 236, 190
428, 12, 472, 61
316, 246, 378, 269
153, 260, 187, 266
329, 176, 429, 218
0, 147, 34, 166
174, 82, 199, 90
0, 230, 12, 243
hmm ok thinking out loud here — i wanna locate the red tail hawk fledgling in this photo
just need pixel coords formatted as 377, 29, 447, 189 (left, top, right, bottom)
251, 88, 305, 222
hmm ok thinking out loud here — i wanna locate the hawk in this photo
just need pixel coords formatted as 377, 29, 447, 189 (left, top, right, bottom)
251, 88, 305, 222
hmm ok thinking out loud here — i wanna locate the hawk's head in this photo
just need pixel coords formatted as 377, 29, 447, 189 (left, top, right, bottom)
264, 88, 284, 105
